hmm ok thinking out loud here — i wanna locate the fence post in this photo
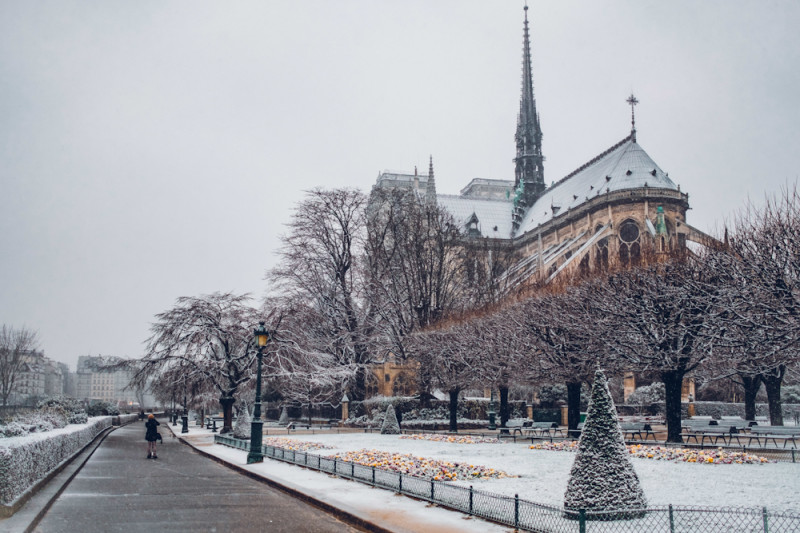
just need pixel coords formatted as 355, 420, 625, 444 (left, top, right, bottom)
514, 494, 519, 529
372, 466, 376, 485
334, 458, 337, 475
792, 449, 796, 463
469, 486, 473, 516
669, 504, 675, 533
579, 509, 586, 533
351, 462, 355, 478
763, 507, 769, 533
430, 480, 435, 501
398, 473, 403, 494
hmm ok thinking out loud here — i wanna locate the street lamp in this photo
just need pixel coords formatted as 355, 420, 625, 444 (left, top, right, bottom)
247, 321, 269, 464
181, 379, 189, 434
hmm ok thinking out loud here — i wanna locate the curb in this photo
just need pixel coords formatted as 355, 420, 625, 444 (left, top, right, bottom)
167, 425, 396, 533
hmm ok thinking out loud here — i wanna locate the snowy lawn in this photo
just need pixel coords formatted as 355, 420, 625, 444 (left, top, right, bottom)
273, 432, 799, 512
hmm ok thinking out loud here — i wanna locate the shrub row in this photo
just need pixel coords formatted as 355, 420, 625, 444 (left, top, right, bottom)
0, 417, 112, 505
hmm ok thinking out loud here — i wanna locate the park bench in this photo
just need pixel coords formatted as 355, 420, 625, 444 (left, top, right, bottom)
620, 422, 656, 441
746, 426, 800, 448
688, 425, 745, 446
523, 421, 562, 438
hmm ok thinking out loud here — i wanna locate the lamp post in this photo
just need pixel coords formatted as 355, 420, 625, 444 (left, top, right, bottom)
248, 321, 269, 464
181, 380, 189, 434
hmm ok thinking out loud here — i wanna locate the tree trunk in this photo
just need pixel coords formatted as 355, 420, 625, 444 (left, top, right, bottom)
219, 396, 236, 434
448, 388, 460, 433
499, 386, 510, 428
762, 370, 785, 426
566, 381, 582, 438
662, 371, 684, 443
350, 367, 367, 402
740, 374, 761, 421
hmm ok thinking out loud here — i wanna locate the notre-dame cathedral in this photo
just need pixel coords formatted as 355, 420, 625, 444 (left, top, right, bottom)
373, 5, 710, 292
368, 6, 709, 399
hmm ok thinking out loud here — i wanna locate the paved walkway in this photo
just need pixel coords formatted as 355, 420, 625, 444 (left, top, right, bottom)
30, 422, 361, 533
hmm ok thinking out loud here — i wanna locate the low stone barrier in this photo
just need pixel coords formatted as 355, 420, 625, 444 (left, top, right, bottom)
0, 416, 112, 510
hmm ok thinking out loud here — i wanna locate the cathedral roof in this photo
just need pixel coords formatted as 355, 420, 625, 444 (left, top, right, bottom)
437, 194, 514, 239
517, 136, 678, 235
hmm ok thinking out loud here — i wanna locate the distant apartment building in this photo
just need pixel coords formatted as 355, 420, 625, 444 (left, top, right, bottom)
75, 355, 154, 409
9, 351, 64, 405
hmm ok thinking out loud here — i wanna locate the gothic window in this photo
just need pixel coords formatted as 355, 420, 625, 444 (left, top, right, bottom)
365, 373, 380, 398
579, 254, 590, 277
618, 220, 641, 266
392, 373, 414, 397
595, 237, 609, 272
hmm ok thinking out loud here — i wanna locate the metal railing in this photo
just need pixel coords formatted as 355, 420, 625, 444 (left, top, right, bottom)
214, 434, 800, 532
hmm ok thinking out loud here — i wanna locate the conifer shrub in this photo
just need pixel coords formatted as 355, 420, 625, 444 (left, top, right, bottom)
233, 403, 251, 439
564, 370, 647, 518
380, 404, 401, 434
278, 406, 289, 425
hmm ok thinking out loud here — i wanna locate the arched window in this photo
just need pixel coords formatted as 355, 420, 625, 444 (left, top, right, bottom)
365, 373, 380, 398
595, 237, 609, 272
392, 373, 414, 397
618, 220, 641, 266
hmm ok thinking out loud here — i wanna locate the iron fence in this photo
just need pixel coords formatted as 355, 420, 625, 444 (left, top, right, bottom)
214, 434, 800, 532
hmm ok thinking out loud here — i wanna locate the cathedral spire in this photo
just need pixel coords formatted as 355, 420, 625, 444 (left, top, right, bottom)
425, 155, 437, 205
513, 4, 545, 234
627, 93, 639, 143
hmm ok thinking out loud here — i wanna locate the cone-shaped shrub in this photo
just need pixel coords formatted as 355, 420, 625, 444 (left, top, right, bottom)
564, 370, 647, 516
233, 402, 251, 439
278, 406, 289, 425
380, 404, 401, 434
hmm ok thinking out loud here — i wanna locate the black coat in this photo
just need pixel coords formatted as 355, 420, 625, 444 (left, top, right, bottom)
145, 419, 160, 442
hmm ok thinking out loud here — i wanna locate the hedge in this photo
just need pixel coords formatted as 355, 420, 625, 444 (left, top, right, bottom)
0, 416, 112, 505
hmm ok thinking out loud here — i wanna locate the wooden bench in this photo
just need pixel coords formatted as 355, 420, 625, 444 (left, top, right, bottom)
500, 419, 530, 437
620, 422, 656, 441
747, 426, 800, 448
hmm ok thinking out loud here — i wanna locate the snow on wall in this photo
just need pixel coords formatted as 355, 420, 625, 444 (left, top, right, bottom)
0, 417, 112, 505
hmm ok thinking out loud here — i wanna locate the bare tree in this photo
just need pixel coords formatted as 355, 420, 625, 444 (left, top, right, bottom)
269, 188, 372, 400
0, 325, 39, 406
507, 287, 599, 436
133, 292, 264, 433
408, 321, 482, 432
366, 188, 512, 360
722, 188, 800, 424
587, 255, 724, 443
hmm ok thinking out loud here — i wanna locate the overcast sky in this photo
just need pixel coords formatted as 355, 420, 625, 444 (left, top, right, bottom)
2, 1, 799, 370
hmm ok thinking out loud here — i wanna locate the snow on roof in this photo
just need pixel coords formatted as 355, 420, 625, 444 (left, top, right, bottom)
517, 137, 678, 235
437, 194, 514, 238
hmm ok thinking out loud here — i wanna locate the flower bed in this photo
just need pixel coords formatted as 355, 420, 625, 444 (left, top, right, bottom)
263, 437, 334, 452
400, 434, 499, 444
528, 441, 772, 464
0, 417, 112, 505
328, 449, 512, 481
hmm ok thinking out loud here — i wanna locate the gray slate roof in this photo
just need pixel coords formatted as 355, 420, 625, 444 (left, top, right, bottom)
437, 194, 514, 238
517, 137, 678, 235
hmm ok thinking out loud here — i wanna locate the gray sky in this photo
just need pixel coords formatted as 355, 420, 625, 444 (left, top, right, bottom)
2, 1, 799, 370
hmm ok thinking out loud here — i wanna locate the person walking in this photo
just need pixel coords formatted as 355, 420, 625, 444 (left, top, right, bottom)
145, 414, 160, 459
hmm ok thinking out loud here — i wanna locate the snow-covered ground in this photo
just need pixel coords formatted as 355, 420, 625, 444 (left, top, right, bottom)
180, 426, 799, 515
277, 432, 800, 512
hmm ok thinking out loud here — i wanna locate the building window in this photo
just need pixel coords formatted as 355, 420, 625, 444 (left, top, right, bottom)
618, 220, 641, 266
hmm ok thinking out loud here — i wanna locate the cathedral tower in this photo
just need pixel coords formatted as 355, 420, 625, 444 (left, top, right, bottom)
512, 5, 545, 234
